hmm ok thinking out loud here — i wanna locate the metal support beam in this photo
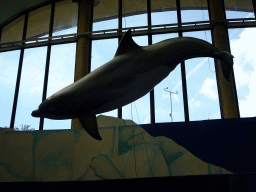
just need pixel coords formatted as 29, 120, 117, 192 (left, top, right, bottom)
0, 27, 2, 43
117, 0, 122, 119
39, 2, 55, 130
10, 12, 29, 129
1, 19, 256, 53
147, 0, 155, 124
208, 0, 240, 119
72, 0, 94, 129
252, 0, 256, 17
176, 0, 190, 122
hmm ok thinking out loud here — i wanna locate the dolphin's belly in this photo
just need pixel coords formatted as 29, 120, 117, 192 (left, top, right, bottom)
93, 65, 172, 114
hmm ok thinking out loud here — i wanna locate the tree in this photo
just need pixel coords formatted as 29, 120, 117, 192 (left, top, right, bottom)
2, 124, 35, 131
15, 124, 35, 131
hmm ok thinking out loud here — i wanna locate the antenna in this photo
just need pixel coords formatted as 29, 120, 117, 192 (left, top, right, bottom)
164, 87, 178, 122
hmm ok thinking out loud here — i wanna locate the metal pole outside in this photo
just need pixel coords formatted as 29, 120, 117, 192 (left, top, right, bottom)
164, 87, 178, 122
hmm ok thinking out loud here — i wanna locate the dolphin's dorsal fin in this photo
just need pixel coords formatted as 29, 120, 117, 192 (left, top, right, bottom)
114, 29, 140, 57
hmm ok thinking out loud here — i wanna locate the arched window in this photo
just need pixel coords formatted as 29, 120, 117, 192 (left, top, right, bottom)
1, 0, 255, 130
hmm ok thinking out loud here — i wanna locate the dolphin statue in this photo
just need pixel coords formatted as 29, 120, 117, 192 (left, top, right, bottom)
32, 29, 234, 140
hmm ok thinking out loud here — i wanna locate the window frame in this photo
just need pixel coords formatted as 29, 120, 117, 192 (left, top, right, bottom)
1, 0, 255, 130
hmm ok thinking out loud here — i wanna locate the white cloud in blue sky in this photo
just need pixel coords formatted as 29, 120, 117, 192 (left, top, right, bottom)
190, 98, 200, 107
200, 78, 218, 100
230, 27, 256, 117
1, 10, 255, 129
172, 57, 209, 92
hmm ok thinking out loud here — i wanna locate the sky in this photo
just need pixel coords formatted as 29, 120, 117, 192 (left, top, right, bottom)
0, 9, 255, 130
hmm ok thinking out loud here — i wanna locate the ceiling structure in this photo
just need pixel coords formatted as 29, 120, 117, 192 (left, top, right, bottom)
0, 0, 254, 28
0, 0, 51, 28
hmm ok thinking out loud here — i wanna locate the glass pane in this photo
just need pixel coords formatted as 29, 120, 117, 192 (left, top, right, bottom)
180, 0, 209, 23
42, 43, 76, 130
122, 94, 150, 125
1, 15, 24, 44
91, 38, 118, 117
225, 11, 254, 20
183, 31, 221, 121
132, 35, 148, 46
93, 0, 118, 31
53, 0, 78, 36
122, 35, 150, 124
15, 47, 48, 130
229, 28, 256, 117
224, 0, 255, 19
151, 10, 177, 26
0, 50, 20, 128
151, 0, 177, 25
122, 0, 147, 28
122, 13, 147, 29
152, 33, 184, 123
26, 4, 51, 39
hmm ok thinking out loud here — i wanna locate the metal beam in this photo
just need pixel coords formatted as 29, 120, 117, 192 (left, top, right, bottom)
147, 0, 155, 125
39, 2, 56, 130
0, 37, 77, 53
117, 0, 122, 119
10, 12, 29, 129
176, 0, 190, 122
208, 0, 240, 119
72, 0, 94, 129
253, 0, 256, 16
1, 19, 256, 53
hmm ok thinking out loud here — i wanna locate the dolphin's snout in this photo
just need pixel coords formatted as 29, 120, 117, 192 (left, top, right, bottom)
31, 109, 41, 117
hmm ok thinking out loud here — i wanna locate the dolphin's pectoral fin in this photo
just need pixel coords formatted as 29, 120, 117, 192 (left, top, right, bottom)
78, 112, 102, 140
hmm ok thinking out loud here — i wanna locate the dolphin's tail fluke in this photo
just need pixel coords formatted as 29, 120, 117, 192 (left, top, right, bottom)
215, 51, 234, 82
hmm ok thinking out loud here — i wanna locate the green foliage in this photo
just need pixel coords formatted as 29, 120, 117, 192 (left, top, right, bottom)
15, 124, 35, 131
3, 124, 35, 131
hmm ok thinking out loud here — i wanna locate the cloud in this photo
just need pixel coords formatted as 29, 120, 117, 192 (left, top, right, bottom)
169, 27, 256, 117
190, 98, 200, 107
144, 114, 150, 124
28, 84, 43, 93
172, 94, 180, 102
172, 58, 208, 91
233, 63, 251, 88
237, 64, 256, 117
230, 27, 256, 117
143, 109, 159, 124
200, 78, 218, 100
